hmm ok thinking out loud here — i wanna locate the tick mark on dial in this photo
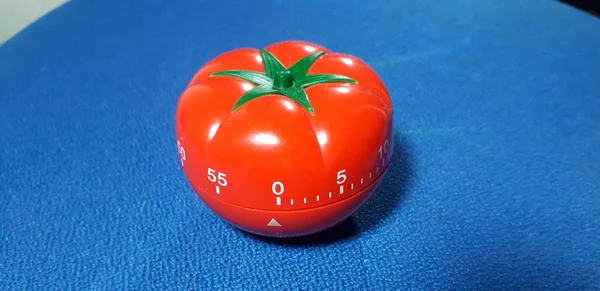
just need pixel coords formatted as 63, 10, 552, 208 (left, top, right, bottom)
340, 186, 344, 194
329, 192, 332, 198
290, 199, 294, 205
215, 186, 220, 195
361, 178, 364, 185
304, 197, 307, 204
276, 197, 281, 206
369, 173, 372, 179
376, 167, 379, 173
351, 183, 354, 190
317, 195, 320, 202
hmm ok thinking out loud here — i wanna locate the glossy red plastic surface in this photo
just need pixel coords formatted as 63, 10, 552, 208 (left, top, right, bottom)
175, 40, 393, 237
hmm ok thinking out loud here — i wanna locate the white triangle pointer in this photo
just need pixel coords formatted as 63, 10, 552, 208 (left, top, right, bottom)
267, 218, 282, 227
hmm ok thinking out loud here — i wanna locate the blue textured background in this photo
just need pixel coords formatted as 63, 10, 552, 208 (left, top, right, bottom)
1, 0, 599, 290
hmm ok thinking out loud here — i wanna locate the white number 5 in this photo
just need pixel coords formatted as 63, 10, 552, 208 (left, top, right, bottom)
337, 169, 347, 184
208, 168, 228, 186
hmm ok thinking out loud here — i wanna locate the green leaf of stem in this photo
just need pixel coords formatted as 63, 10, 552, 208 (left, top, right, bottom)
288, 51, 326, 78
280, 86, 315, 115
259, 49, 287, 78
231, 84, 278, 112
297, 74, 358, 87
210, 70, 272, 85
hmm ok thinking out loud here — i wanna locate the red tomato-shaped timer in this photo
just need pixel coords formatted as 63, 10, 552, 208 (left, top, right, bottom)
175, 41, 393, 237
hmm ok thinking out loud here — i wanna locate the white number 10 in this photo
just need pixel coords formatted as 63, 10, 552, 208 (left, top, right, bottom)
379, 139, 389, 158
208, 168, 228, 186
177, 140, 186, 166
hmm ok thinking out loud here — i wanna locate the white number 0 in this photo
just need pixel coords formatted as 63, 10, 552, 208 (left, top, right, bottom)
272, 181, 284, 195
207, 168, 228, 186
337, 169, 347, 184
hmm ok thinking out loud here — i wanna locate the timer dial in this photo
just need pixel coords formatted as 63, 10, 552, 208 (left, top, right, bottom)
175, 40, 393, 237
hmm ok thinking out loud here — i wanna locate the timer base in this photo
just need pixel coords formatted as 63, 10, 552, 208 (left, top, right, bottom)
194, 168, 389, 238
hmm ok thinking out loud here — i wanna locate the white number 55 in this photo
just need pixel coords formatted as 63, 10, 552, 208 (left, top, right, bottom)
208, 168, 228, 186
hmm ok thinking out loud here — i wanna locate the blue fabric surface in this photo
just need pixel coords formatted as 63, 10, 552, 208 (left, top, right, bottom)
1, 0, 600, 289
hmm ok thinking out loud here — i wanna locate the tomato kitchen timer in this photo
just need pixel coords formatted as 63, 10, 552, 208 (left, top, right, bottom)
175, 41, 393, 237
